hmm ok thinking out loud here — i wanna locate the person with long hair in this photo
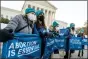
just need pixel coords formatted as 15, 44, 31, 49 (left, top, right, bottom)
33, 10, 47, 58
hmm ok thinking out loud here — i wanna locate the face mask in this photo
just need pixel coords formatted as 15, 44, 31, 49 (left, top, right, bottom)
38, 15, 44, 21
39, 20, 42, 24
27, 13, 36, 21
71, 27, 75, 31
56, 27, 59, 31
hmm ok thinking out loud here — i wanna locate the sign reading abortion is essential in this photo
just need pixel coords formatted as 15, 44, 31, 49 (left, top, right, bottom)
2, 33, 41, 59
69, 37, 82, 50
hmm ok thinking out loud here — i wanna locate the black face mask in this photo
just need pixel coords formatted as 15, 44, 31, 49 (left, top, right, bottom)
71, 27, 75, 30
38, 15, 44, 21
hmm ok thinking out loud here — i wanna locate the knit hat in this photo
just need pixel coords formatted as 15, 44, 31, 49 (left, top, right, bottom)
36, 10, 44, 16
25, 8, 35, 14
52, 21, 59, 27
70, 23, 75, 28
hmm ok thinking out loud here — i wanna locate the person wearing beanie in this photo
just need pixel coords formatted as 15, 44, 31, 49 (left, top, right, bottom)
33, 10, 47, 58
52, 21, 59, 27
48, 21, 59, 59
77, 28, 84, 57
0, 8, 37, 42
50, 21, 59, 36
64, 23, 76, 59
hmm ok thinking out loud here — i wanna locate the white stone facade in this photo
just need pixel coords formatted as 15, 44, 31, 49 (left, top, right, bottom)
1, 7, 21, 20
21, 1, 56, 28
1, 1, 67, 29
1, 1, 56, 28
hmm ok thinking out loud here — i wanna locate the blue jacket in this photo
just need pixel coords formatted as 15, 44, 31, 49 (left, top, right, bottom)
33, 24, 47, 37
32, 24, 39, 34
64, 27, 75, 39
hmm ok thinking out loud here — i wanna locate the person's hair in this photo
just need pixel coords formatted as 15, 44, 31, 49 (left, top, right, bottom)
35, 15, 46, 28
24, 14, 28, 19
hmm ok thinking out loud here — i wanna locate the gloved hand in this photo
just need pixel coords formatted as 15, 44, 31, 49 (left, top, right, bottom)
0, 29, 14, 42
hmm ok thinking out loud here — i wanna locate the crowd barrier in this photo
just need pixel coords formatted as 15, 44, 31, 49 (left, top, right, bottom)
0, 29, 88, 59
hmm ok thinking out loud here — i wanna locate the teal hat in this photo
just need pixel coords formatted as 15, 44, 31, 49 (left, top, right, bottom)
25, 8, 35, 14
36, 10, 44, 16
70, 23, 75, 28
80, 28, 84, 33
52, 21, 59, 27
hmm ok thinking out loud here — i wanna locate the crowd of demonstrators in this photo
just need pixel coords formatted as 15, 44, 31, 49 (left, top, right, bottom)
48, 22, 85, 59
0, 7, 50, 58
0, 7, 86, 59
0, 7, 58, 59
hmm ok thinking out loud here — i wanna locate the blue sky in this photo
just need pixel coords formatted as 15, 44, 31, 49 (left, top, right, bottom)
1, 1, 87, 28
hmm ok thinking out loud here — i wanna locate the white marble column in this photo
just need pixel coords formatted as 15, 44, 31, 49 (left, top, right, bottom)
36, 7, 39, 10
48, 11, 50, 27
45, 10, 48, 28
50, 11, 53, 26
52, 12, 54, 20
34, 6, 37, 11
53, 12, 55, 20
49, 11, 52, 27
51, 12, 54, 23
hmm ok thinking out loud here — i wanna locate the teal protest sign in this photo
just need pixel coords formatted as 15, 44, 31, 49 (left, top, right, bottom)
55, 36, 65, 49
43, 36, 65, 59
69, 37, 82, 50
43, 37, 55, 59
1, 33, 41, 59
59, 29, 69, 36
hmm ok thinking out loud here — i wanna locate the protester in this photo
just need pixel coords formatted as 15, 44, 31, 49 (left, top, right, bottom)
34, 10, 47, 58
52, 21, 59, 52
49, 21, 59, 37
64, 23, 76, 59
77, 28, 84, 57
49, 21, 59, 59
0, 8, 36, 42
